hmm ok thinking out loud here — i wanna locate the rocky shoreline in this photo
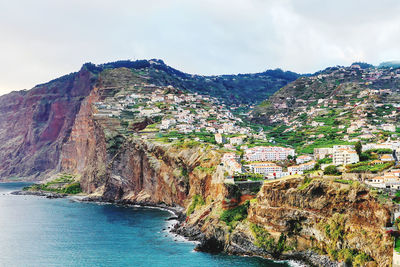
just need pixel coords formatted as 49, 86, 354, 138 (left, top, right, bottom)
11, 190, 67, 199
172, 223, 338, 267
11, 190, 338, 267
79, 195, 186, 221
85, 196, 339, 267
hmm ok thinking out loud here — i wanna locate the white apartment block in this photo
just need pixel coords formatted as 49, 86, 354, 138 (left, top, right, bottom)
223, 159, 243, 175
244, 146, 295, 162
230, 136, 244, 146
367, 170, 400, 190
215, 133, 226, 144
288, 161, 316, 174
160, 119, 176, 130
296, 155, 313, 164
332, 148, 359, 165
248, 162, 282, 175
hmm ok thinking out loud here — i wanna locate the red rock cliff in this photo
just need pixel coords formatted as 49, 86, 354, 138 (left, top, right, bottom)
0, 67, 96, 179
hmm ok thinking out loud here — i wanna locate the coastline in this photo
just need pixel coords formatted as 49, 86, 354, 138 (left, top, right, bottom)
79, 195, 335, 267
172, 223, 336, 267
9, 189, 335, 267
10, 190, 67, 199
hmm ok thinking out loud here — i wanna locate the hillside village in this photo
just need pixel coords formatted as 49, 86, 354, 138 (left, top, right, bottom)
91, 72, 400, 193
251, 65, 400, 155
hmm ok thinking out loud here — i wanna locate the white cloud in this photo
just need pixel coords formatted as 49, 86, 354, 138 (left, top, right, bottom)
0, 0, 399, 95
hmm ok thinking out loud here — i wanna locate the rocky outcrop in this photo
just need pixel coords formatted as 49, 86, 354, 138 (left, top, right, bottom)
77, 138, 225, 207
248, 179, 393, 266
171, 178, 394, 266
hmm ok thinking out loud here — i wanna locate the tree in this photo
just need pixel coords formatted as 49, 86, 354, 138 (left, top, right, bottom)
313, 162, 321, 171
324, 165, 339, 175
355, 141, 362, 158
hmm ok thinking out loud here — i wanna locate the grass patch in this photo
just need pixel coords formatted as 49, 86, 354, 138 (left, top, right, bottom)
334, 179, 354, 185
186, 195, 205, 216
395, 237, 400, 253
220, 200, 249, 227
250, 223, 292, 256
346, 161, 394, 173
298, 177, 313, 190
194, 166, 216, 174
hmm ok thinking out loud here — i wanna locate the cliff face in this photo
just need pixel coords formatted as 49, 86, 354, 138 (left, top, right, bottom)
175, 178, 394, 266
0, 68, 96, 179
248, 179, 393, 266
77, 138, 226, 207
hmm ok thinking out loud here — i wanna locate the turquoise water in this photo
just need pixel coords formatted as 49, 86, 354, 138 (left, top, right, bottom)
0, 183, 291, 267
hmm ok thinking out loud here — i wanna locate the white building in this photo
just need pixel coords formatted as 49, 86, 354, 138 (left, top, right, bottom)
288, 161, 316, 175
140, 107, 161, 116
244, 146, 295, 162
332, 148, 359, 166
176, 124, 194, 134
230, 136, 244, 146
296, 155, 313, 164
223, 159, 243, 175
382, 124, 396, 132
367, 171, 400, 190
215, 133, 226, 144
160, 119, 176, 130
205, 127, 216, 133
381, 154, 395, 162
222, 152, 240, 163
247, 162, 282, 176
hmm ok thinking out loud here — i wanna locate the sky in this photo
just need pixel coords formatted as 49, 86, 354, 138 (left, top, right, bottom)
0, 0, 400, 95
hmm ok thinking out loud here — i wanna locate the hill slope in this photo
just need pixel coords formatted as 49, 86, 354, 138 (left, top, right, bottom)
88, 59, 300, 105
250, 64, 400, 152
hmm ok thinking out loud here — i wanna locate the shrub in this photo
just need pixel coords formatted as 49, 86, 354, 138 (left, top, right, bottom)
298, 177, 313, 190
318, 158, 333, 164
334, 179, 353, 185
220, 200, 249, 227
62, 183, 82, 194
338, 249, 354, 264
353, 252, 372, 266
250, 223, 289, 256
324, 165, 340, 175
186, 195, 205, 216
395, 237, 400, 252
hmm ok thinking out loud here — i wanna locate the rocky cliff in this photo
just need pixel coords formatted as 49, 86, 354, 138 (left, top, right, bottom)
76, 137, 226, 207
0, 67, 96, 179
175, 178, 394, 266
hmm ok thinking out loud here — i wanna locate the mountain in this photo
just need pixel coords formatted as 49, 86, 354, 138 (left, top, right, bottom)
379, 61, 400, 69
0, 59, 298, 179
85, 59, 300, 105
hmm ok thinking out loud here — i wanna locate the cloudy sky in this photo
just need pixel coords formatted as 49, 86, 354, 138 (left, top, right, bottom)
0, 0, 400, 95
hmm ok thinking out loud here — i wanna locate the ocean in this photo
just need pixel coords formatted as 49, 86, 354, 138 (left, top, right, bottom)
0, 182, 292, 267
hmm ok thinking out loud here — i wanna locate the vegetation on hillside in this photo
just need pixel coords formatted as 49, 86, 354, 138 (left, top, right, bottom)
88, 59, 300, 105
23, 174, 82, 195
